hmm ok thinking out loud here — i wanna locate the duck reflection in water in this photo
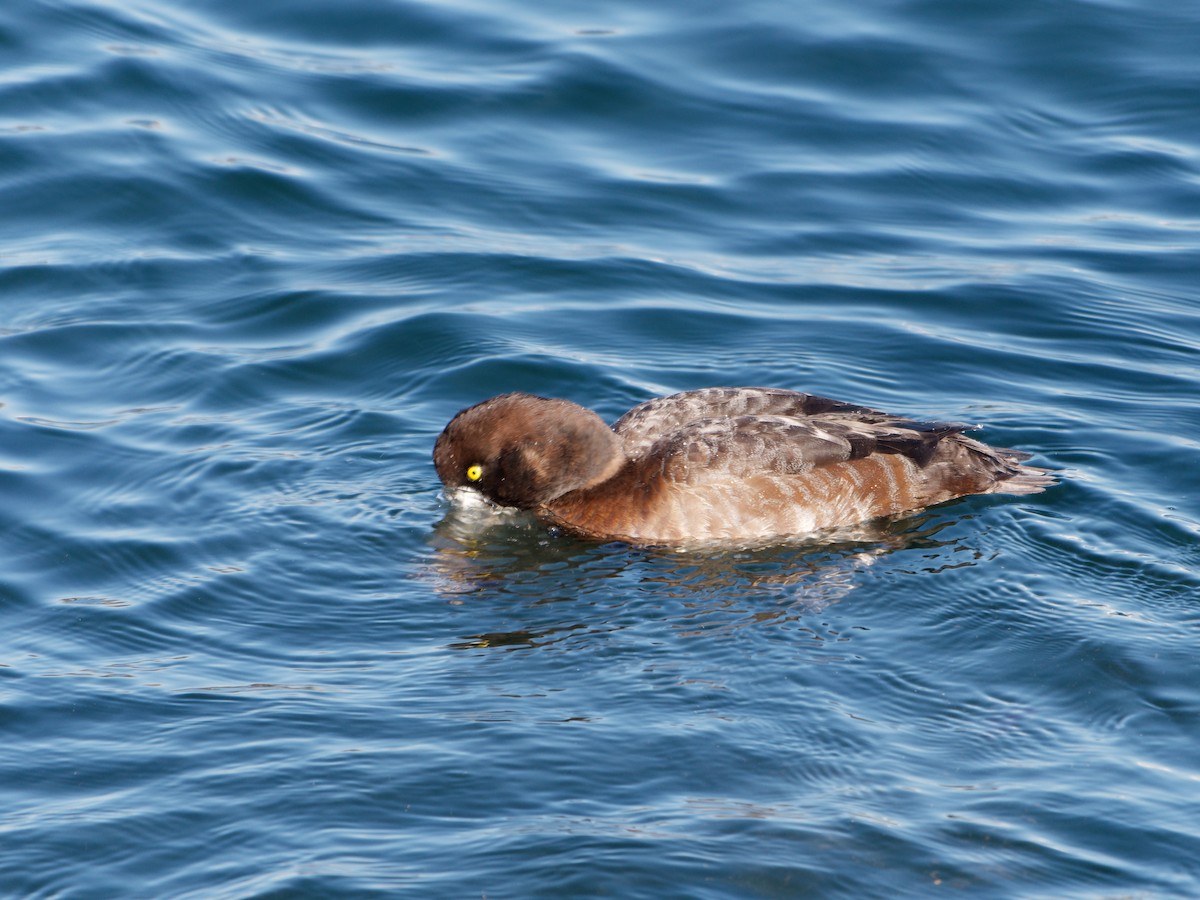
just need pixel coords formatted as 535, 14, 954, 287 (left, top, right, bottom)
427, 507, 985, 651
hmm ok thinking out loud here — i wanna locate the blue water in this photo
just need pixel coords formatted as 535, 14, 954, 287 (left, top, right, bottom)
2, 0, 1199, 896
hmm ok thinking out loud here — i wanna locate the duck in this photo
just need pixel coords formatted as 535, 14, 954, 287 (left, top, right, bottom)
433, 387, 1053, 546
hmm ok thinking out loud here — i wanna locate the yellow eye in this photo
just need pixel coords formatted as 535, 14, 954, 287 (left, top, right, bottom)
466, 464, 483, 482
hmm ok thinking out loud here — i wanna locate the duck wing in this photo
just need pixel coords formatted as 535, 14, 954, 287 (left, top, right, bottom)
616, 388, 970, 472
615, 388, 848, 457
642, 411, 971, 483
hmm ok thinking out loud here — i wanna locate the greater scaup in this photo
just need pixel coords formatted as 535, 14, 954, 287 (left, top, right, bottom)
433, 388, 1053, 546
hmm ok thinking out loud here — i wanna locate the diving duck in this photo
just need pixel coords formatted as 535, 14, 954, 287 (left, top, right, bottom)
433, 388, 1053, 546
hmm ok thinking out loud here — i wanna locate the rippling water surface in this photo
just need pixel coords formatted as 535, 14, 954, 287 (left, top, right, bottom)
2, 0, 1199, 896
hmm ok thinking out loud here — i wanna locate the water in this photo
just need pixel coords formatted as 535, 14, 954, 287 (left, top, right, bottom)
2, 0, 1199, 896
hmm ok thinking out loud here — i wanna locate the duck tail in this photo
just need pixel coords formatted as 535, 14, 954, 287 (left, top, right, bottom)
987, 448, 1056, 495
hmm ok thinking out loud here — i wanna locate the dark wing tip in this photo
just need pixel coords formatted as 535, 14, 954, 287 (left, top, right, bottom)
867, 420, 972, 468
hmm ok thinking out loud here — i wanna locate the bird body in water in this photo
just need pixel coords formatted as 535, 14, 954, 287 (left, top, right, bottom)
433, 388, 1053, 547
